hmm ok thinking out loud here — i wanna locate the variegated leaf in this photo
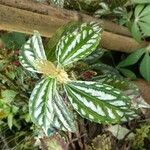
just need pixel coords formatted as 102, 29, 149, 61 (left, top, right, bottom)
83, 48, 106, 64
45, 21, 79, 62
97, 74, 150, 108
52, 90, 77, 132
90, 63, 121, 77
96, 74, 128, 90
64, 81, 137, 124
29, 77, 76, 135
29, 77, 55, 134
19, 31, 47, 72
56, 22, 102, 66
50, 0, 64, 8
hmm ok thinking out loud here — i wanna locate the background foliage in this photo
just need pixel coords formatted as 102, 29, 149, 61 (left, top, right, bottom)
0, 0, 150, 149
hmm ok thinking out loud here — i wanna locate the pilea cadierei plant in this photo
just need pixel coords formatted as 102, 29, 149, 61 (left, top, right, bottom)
19, 22, 137, 136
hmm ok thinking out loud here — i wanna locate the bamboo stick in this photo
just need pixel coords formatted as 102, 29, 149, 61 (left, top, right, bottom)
133, 80, 150, 105
0, 0, 131, 36
0, 3, 148, 53
101, 32, 147, 53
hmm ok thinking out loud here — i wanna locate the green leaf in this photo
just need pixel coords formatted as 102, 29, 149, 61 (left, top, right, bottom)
140, 5, 150, 17
139, 21, 150, 36
133, 0, 150, 4
29, 77, 76, 135
118, 48, 145, 67
56, 22, 102, 66
131, 4, 150, 40
119, 68, 137, 79
98, 74, 129, 90
134, 5, 144, 17
90, 62, 121, 77
1, 90, 17, 102
65, 81, 137, 124
140, 52, 150, 81
131, 21, 141, 42
6, 71, 16, 80
19, 31, 47, 73
12, 105, 19, 114
83, 48, 106, 64
140, 15, 150, 24
1, 32, 26, 50
7, 113, 13, 129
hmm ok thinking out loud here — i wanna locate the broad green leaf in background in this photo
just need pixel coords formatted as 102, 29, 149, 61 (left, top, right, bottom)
1, 32, 26, 50
118, 68, 137, 79
131, 4, 150, 41
118, 44, 150, 81
65, 81, 137, 124
139, 22, 150, 36
131, 22, 141, 42
56, 22, 102, 66
118, 48, 145, 67
134, 5, 145, 17
131, 4, 145, 41
140, 52, 150, 81
19, 31, 47, 72
140, 5, 150, 18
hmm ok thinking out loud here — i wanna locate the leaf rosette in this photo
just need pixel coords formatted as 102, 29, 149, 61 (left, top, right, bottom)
19, 22, 138, 136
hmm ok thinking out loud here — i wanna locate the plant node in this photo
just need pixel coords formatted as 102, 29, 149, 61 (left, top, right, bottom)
34, 59, 69, 83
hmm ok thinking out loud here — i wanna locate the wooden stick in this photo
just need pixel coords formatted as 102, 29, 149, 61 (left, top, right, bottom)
0, 0, 131, 36
0, 1, 149, 53
133, 80, 150, 105
101, 32, 147, 53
